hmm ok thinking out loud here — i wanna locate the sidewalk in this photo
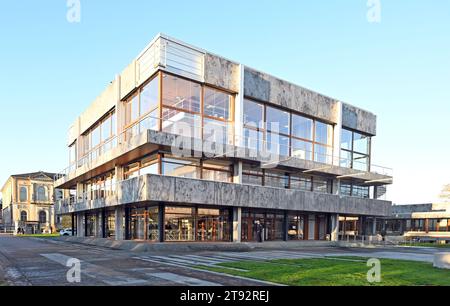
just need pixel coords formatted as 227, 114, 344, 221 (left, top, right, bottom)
47, 236, 338, 253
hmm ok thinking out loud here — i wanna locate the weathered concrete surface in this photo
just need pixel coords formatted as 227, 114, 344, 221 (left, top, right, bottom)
57, 128, 392, 190
434, 253, 450, 269
57, 174, 392, 217
342, 103, 377, 136
244, 67, 338, 123
204, 53, 240, 92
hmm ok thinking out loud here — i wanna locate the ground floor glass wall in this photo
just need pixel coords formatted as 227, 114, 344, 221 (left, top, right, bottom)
164, 206, 231, 242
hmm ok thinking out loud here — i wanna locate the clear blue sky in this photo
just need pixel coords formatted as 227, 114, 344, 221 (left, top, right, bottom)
0, 0, 449, 204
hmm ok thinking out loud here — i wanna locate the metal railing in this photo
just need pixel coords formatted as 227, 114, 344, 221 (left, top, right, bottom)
55, 113, 393, 181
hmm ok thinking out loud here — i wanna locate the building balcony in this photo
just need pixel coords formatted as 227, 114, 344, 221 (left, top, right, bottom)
55, 113, 393, 190
55, 173, 392, 217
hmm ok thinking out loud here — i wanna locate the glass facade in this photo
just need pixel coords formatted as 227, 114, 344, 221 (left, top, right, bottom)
341, 128, 371, 171
243, 99, 334, 162
81, 110, 116, 163
340, 182, 370, 199
164, 206, 231, 242
130, 206, 159, 241
242, 163, 332, 194
241, 209, 285, 242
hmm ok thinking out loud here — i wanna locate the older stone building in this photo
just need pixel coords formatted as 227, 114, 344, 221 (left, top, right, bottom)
1, 171, 57, 234
54, 33, 393, 242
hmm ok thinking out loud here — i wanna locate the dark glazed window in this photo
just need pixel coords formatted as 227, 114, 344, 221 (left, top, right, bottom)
19, 186, 28, 202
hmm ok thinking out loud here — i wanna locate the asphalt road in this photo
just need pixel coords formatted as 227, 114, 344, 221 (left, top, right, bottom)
0, 235, 444, 286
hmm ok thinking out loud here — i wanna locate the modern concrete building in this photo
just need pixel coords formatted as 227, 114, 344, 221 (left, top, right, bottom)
384, 203, 450, 243
1, 171, 57, 234
54, 33, 393, 243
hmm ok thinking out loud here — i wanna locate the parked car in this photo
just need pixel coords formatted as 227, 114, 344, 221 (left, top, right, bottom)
59, 228, 73, 236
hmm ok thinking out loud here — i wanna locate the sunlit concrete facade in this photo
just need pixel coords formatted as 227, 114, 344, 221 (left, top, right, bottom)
1, 172, 57, 234
54, 33, 393, 243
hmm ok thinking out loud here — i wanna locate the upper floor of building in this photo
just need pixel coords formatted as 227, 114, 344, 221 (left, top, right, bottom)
55, 33, 392, 194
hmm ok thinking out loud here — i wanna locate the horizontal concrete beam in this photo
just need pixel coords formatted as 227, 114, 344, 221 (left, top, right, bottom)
56, 129, 392, 189
57, 174, 392, 217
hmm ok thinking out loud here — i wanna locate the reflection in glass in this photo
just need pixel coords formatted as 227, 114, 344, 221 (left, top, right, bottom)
204, 88, 231, 120
292, 139, 312, 160
243, 99, 264, 127
266, 106, 290, 135
162, 73, 201, 113
292, 114, 313, 140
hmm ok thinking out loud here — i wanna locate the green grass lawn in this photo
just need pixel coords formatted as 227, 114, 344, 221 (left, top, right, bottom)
196, 257, 450, 286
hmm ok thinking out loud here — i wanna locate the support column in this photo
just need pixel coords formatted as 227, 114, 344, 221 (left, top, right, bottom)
332, 101, 343, 167
124, 206, 130, 240
359, 216, 365, 237
232, 207, 242, 243
372, 217, 377, 235
158, 203, 165, 243
331, 214, 339, 241
233, 161, 243, 184
283, 211, 289, 242
234, 64, 245, 148
101, 209, 106, 238
115, 207, 124, 241
76, 212, 84, 237
84, 212, 88, 237
71, 213, 75, 236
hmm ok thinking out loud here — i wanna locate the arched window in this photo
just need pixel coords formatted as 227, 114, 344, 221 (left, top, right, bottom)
19, 186, 28, 202
39, 211, 47, 224
36, 186, 47, 202
20, 211, 27, 222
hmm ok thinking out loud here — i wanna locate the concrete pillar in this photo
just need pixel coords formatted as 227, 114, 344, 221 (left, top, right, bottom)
233, 161, 243, 184
76, 183, 85, 201
331, 214, 339, 241
76, 212, 84, 237
71, 214, 75, 236
158, 203, 165, 243
372, 218, 377, 235
333, 179, 341, 196
283, 211, 289, 242
115, 206, 124, 241
232, 207, 242, 243
332, 101, 343, 166
96, 211, 103, 238
234, 64, 245, 148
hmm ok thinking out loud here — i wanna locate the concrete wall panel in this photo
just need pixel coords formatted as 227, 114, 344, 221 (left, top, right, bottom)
342, 103, 377, 136
244, 67, 338, 123
204, 53, 240, 92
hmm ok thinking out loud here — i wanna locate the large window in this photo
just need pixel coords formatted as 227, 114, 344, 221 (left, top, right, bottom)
82, 110, 116, 162
161, 73, 234, 144
161, 156, 201, 179
241, 209, 284, 242
243, 99, 334, 162
341, 128, 371, 171
124, 155, 159, 180
19, 186, 28, 203
288, 213, 306, 240
130, 206, 159, 241
36, 186, 48, 202
84, 171, 116, 200
241, 163, 332, 194
125, 76, 159, 138
39, 211, 47, 224
340, 182, 370, 198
